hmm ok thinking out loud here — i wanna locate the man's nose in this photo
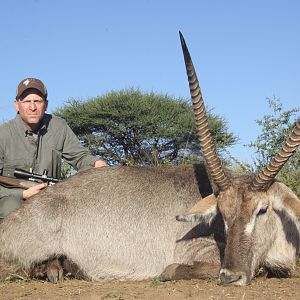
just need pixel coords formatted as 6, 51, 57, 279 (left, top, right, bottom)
28, 102, 37, 110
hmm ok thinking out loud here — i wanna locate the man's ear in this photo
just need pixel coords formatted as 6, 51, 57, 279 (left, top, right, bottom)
44, 100, 48, 111
13, 100, 19, 113
176, 194, 218, 223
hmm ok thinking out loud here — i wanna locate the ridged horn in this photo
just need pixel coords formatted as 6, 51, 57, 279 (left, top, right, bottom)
179, 31, 230, 191
250, 118, 300, 191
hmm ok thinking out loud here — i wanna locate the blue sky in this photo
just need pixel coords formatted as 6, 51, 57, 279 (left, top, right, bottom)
1, 0, 299, 163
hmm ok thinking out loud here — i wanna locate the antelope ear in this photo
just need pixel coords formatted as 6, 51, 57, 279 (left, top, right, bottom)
274, 182, 300, 219
176, 194, 218, 223
283, 196, 300, 219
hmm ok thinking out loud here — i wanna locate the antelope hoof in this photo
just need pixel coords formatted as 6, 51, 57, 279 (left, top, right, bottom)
159, 263, 179, 281
46, 259, 64, 283
160, 262, 220, 281
31, 258, 64, 283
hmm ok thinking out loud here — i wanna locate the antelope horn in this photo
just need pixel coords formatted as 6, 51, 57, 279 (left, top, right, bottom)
250, 118, 300, 191
179, 31, 230, 191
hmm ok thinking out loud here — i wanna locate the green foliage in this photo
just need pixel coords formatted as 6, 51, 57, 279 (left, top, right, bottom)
247, 97, 300, 196
60, 159, 74, 179
150, 277, 162, 287
2, 273, 30, 283
55, 88, 237, 166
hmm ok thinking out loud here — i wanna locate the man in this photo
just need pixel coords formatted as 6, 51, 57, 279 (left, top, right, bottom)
0, 77, 106, 219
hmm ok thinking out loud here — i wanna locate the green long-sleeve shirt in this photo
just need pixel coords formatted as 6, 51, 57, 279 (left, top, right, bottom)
0, 113, 98, 199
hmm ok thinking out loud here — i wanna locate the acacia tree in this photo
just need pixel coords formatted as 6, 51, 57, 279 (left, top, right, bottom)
247, 97, 300, 196
54, 88, 237, 166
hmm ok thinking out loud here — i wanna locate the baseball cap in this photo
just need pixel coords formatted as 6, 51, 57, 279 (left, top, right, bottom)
16, 78, 48, 100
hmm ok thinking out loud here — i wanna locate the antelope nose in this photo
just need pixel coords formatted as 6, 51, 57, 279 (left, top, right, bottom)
219, 270, 241, 284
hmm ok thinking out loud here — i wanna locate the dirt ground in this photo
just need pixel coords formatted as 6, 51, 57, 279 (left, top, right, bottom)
0, 275, 300, 300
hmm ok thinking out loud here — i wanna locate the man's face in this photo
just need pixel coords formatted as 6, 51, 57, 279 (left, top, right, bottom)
14, 88, 48, 130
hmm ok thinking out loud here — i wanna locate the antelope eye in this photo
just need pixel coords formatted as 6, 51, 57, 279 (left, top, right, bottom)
257, 206, 268, 215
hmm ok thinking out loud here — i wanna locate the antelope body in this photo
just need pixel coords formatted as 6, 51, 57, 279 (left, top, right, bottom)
0, 32, 299, 286
0, 164, 224, 281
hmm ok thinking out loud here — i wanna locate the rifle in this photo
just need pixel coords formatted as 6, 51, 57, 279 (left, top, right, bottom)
14, 168, 59, 186
0, 169, 59, 189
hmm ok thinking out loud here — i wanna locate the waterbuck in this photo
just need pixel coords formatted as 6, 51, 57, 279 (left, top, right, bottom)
0, 32, 299, 286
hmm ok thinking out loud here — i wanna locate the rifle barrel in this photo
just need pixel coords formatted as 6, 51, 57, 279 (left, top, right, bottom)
14, 168, 59, 183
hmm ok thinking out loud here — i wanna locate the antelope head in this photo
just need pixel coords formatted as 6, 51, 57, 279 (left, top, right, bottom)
178, 31, 300, 285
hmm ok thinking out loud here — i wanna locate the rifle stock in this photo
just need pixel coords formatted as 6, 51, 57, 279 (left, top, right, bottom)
0, 176, 37, 189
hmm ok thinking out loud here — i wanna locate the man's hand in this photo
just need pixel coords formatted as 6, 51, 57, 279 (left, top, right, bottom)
94, 160, 107, 168
23, 182, 48, 200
